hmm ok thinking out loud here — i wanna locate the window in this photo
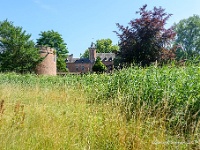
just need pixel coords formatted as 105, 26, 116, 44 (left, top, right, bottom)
82, 66, 84, 71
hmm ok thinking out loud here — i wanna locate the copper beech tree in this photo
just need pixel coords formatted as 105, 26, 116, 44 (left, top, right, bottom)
115, 5, 176, 66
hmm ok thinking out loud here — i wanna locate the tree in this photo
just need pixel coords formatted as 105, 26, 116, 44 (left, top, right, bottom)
81, 48, 89, 58
92, 57, 107, 73
115, 5, 176, 66
174, 15, 200, 60
81, 38, 119, 58
0, 20, 40, 73
36, 30, 68, 71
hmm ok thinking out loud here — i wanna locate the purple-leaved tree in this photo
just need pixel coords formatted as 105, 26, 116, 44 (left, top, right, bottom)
115, 4, 176, 66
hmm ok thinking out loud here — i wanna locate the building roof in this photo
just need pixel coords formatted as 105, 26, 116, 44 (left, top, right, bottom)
74, 58, 91, 63
67, 58, 79, 63
96, 53, 116, 61
66, 52, 116, 64
66, 54, 79, 63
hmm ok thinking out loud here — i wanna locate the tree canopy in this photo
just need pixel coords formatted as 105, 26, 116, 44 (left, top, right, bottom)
0, 20, 40, 73
115, 5, 176, 66
81, 39, 119, 58
174, 15, 200, 60
36, 30, 68, 71
92, 57, 107, 73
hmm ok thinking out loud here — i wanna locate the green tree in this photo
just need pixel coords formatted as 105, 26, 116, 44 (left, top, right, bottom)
36, 30, 68, 71
0, 20, 40, 73
174, 15, 200, 60
115, 5, 176, 66
81, 48, 89, 58
81, 39, 119, 58
92, 57, 107, 73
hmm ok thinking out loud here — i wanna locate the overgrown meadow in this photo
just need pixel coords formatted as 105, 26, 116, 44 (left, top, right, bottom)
0, 64, 199, 150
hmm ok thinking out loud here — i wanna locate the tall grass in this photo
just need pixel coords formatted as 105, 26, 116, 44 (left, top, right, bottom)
0, 64, 199, 149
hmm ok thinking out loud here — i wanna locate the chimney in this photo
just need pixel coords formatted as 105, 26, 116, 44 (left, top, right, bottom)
67, 54, 73, 62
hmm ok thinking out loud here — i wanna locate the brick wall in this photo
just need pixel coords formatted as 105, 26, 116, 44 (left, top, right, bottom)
36, 47, 57, 75
67, 63, 92, 73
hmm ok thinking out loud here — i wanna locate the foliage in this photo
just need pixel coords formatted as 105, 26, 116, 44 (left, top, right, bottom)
96, 38, 119, 53
82, 64, 200, 136
81, 48, 89, 58
174, 15, 200, 60
115, 5, 176, 66
36, 30, 68, 72
159, 46, 177, 64
0, 65, 199, 149
0, 20, 40, 73
81, 38, 119, 58
92, 57, 107, 73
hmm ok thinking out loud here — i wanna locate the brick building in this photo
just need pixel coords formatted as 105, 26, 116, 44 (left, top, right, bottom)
66, 44, 115, 73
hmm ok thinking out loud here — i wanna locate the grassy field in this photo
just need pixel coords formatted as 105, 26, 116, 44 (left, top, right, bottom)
0, 65, 199, 149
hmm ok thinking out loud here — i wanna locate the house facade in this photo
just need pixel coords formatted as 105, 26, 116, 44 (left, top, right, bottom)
66, 44, 115, 73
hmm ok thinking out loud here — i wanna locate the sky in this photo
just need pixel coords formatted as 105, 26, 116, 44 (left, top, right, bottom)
0, 0, 200, 57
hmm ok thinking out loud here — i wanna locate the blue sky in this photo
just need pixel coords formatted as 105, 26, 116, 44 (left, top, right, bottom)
1, 0, 200, 57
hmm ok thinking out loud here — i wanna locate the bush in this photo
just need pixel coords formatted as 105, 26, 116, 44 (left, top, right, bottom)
92, 57, 107, 73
